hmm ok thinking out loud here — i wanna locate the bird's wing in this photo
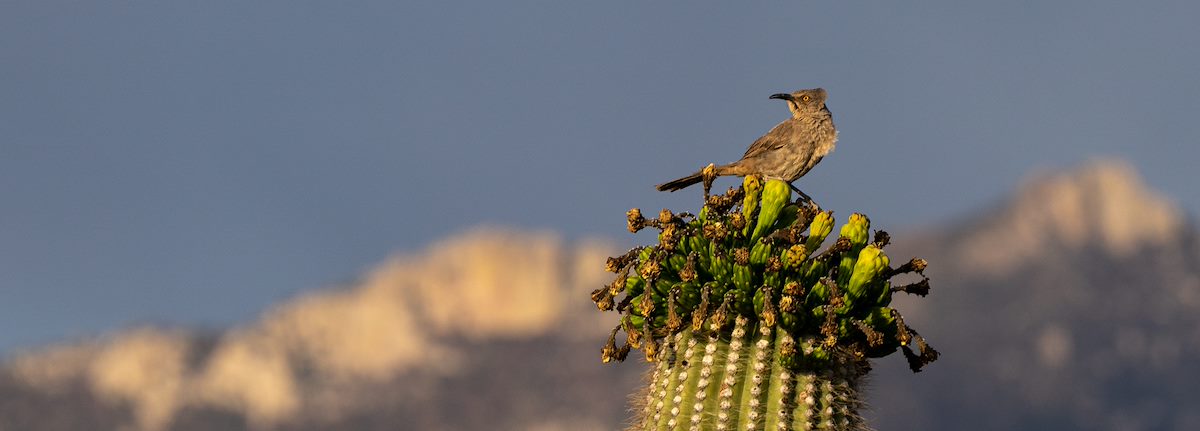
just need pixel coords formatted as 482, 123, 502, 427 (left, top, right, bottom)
798, 155, 824, 177
740, 120, 796, 160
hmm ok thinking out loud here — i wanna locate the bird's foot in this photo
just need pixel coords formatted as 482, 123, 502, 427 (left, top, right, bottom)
701, 163, 717, 198
787, 184, 820, 210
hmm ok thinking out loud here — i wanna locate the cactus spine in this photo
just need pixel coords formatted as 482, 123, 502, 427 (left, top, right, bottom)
594, 177, 938, 431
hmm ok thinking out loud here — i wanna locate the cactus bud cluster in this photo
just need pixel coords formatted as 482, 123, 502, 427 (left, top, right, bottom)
594, 176, 938, 431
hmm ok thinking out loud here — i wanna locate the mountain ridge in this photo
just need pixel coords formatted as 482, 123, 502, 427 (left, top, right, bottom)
942, 158, 1186, 274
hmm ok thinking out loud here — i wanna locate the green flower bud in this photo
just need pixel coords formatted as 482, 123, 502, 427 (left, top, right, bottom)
624, 275, 645, 298
874, 280, 892, 307
626, 315, 645, 338
775, 203, 800, 231
803, 259, 827, 285
751, 179, 791, 241
805, 211, 835, 251
652, 277, 676, 296
838, 213, 870, 248
753, 286, 765, 313
709, 242, 732, 282
741, 175, 764, 233
779, 311, 801, 332
807, 345, 831, 366
836, 213, 872, 286
846, 245, 890, 304
675, 236, 690, 256
629, 294, 649, 317
781, 244, 809, 270
666, 253, 687, 273
731, 287, 754, 316
805, 279, 829, 306
733, 264, 754, 292
677, 281, 701, 308
687, 236, 707, 261
637, 246, 654, 265
749, 240, 773, 266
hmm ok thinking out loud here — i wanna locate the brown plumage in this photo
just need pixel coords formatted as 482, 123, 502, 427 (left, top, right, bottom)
656, 88, 837, 200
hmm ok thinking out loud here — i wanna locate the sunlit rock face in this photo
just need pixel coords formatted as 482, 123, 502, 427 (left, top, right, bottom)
1, 228, 619, 430
954, 159, 1184, 274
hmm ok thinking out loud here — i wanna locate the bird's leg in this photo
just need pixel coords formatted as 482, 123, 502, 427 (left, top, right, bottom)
788, 183, 820, 210
701, 163, 717, 198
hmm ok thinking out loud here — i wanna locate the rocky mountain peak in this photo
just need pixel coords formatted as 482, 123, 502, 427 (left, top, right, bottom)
954, 159, 1185, 273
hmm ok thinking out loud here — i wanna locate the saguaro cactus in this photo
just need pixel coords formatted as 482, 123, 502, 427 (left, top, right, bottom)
591, 177, 937, 431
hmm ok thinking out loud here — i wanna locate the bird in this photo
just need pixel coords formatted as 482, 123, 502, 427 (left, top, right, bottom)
655, 88, 837, 205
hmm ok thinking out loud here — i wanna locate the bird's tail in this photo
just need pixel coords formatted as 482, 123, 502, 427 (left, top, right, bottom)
656, 163, 745, 192
655, 172, 704, 192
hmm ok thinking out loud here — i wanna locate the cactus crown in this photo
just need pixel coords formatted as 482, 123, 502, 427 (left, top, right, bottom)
595, 177, 937, 370
592, 177, 938, 430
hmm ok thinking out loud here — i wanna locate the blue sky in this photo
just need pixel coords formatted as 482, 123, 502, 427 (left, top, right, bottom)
2, 1, 1198, 353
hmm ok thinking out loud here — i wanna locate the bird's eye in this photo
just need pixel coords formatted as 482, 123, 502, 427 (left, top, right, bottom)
801, 95, 812, 102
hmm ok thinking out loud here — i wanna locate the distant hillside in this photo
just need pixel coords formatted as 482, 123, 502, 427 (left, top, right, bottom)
2, 160, 1198, 431
870, 160, 1200, 431
1, 230, 628, 431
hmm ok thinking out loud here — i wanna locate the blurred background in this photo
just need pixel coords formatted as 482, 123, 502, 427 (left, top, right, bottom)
2, 1, 1199, 430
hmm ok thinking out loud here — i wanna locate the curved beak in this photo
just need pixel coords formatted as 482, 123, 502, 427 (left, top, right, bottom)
769, 93, 793, 101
